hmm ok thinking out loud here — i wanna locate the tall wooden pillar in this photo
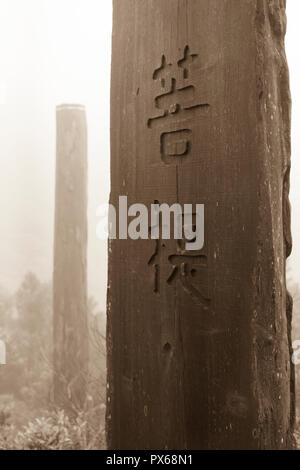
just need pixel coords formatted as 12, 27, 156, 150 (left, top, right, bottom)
107, 0, 294, 450
53, 104, 88, 410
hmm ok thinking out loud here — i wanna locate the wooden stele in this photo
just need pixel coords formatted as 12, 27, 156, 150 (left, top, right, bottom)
53, 104, 88, 410
107, 0, 294, 450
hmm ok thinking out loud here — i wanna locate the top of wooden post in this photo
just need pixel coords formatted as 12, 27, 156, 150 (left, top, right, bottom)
56, 104, 86, 112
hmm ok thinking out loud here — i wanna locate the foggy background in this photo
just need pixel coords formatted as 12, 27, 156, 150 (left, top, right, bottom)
0, 0, 299, 313
0, 0, 112, 312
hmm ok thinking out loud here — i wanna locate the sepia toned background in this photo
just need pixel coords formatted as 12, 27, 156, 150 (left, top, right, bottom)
0, 1, 300, 312
0, 0, 112, 313
0, 0, 299, 450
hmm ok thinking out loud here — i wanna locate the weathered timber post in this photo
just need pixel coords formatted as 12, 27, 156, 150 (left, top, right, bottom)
107, 0, 294, 449
53, 104, 88, 410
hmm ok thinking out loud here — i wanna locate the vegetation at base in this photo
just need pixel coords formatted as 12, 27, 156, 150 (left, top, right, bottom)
0, 273, 106, 450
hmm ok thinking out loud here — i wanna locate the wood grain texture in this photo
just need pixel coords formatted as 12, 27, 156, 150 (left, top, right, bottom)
107, 0, 294, 449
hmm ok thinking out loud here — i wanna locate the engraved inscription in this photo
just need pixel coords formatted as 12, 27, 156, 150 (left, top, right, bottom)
178, 45, 198, 79
160, 129, 191, 164
148, 213, 211, 308
147, 46, 210, 165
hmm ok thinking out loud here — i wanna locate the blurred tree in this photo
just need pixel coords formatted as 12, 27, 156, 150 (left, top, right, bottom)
0, 286, 15, 329
0, 273, 52, 405
16, 272, 51, 335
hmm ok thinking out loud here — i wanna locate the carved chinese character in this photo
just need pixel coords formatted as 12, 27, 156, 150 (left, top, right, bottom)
147, 46, 210, 164
148, 236, 210, 308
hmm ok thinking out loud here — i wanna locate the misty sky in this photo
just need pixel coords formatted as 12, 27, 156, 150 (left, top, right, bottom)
0, 1, 299, 311
0, 0, 112, 310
